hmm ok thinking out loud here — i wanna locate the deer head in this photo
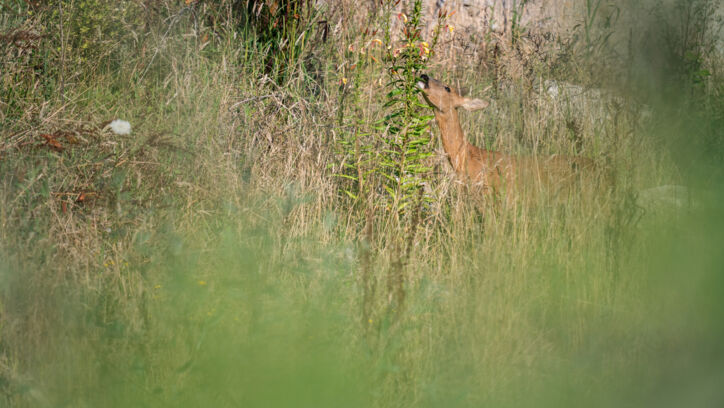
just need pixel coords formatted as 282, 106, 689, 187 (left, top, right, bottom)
414, 74, 492, 183
416, 74, 489, 113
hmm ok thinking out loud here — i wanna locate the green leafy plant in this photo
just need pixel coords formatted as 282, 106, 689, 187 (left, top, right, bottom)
511, 0, 530, 45
239, 0, 321, 83
46, 0, 143, 66
378, 0, 437, 216
334, 0, 446, 215
333, 0, 447, 319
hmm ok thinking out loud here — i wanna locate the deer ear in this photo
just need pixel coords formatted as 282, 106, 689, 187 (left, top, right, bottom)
460, 98, 489, 111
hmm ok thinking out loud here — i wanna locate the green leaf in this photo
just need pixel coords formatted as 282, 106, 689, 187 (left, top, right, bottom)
383, 185, 396, 199
384, 112, 402, 122
383, 99, 400, 108
335, 174, 359, 181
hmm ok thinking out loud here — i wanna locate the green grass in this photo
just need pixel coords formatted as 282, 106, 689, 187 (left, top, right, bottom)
0, 1, 723, 407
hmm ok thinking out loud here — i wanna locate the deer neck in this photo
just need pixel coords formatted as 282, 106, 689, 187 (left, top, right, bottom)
434, 108, 470, 173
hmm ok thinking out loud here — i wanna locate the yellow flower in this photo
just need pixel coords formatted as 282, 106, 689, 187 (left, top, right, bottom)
448, 25, 455, 34
419, 42, 430, 56
341, 77, 348, 85
154, 284, 162, 289
198, 280, 207, 286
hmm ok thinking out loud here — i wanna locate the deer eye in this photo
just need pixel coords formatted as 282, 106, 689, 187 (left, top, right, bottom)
445, 86, 451, 93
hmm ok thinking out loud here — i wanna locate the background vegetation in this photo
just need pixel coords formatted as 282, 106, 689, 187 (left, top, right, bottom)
0, 0, 722, 406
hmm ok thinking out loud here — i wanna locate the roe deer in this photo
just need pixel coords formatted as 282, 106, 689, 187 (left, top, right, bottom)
417, 74, 597, 196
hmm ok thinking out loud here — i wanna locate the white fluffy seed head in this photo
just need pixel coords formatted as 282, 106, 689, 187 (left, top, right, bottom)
107, 119, 132, 135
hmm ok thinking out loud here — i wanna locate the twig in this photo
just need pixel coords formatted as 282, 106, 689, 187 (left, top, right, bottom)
58, 1, 65, 102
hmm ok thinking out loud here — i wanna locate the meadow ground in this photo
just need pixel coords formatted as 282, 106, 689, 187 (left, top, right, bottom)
0, 1, 723, 407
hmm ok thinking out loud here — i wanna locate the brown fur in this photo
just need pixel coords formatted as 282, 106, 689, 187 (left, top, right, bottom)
418, 75, 596, 195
